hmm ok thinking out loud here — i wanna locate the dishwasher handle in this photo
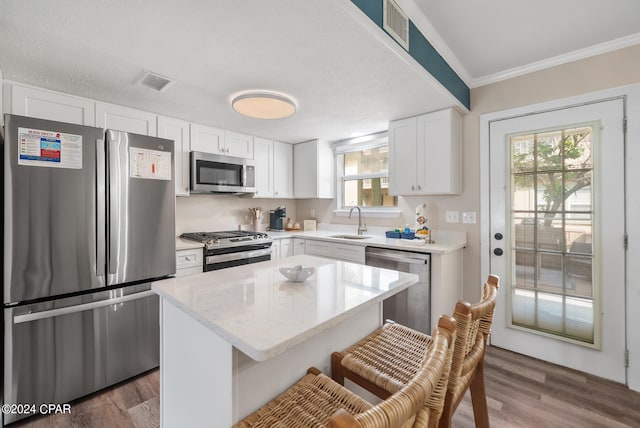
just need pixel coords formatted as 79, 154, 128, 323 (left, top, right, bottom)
365, 248, 429, 265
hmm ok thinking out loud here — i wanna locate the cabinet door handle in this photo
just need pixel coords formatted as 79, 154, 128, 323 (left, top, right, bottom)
411, 185, 415, 191
417, 184, 422, 191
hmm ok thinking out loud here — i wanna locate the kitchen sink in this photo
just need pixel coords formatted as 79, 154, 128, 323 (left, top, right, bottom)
329, 234, 371, 240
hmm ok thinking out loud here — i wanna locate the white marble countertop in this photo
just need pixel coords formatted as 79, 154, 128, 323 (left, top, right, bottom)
152, 255, 418, 361
176, 238, 204, 251
266, 227, 466, 254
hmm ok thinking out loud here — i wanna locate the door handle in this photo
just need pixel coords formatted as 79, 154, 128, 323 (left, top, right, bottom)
494, 233, 503, 240
13, 290, 156, 324
493, 248, 504, 256
96, 138, 106, 277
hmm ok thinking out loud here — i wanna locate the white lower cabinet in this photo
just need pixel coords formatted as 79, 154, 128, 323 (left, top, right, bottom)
305, 240, 364, 264
293, 238, 306, 255
270, 240, 280, 260
333, 243, 366, 264
281, 238, 293, 258
176, 248, 203, 277
272, 238, 297, 259
305, 240, 330, 257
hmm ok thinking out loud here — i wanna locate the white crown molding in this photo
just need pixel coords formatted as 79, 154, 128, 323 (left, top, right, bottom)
471, 32, 640, 88
394, 0, 474, 86
386, 1, 640, 90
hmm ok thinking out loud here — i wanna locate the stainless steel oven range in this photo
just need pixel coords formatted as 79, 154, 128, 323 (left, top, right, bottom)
180, 231, 273, 271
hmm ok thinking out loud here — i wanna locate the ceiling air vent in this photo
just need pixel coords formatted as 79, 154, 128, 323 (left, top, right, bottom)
383, 0, 409, 50
136, 70, 175, 92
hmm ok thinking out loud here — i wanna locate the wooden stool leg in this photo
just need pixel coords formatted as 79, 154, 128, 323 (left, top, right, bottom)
470, 361, 490, 428
331, 352, 345, 386
437, 391, 454, 428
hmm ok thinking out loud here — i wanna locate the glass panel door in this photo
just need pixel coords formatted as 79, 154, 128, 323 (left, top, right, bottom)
488, 97, 625, 383
510, 125, 595, 343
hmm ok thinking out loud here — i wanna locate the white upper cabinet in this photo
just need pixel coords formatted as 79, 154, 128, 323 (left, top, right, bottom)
253, 137, 274, 198
7, 83, 95, 126
96, 101, 157, 136
190, 123, 225, 154
389, 108, 461, 196
157, 115, 190, 197
388, 116, 417, 195
224, 130, 254, 159
253, 138, 293, 199
190, 123, 253, 159
293, 139, 334, 199
273, 141, 293, 198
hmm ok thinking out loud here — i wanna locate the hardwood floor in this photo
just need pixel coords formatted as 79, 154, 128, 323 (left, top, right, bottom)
9, 346, 640, 427
9, 370, 160, 428
454, 346, 640, 428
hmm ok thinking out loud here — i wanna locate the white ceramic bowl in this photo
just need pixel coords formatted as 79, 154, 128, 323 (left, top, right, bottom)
279, 265, 315, 282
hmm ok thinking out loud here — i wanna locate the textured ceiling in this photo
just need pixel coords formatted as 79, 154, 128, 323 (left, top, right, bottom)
2, 1, 638, 143
0, 0, 459, 144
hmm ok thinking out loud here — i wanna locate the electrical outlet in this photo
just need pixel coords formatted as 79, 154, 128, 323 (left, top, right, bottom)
462, 211, 476, 224
445, 211, 459, 223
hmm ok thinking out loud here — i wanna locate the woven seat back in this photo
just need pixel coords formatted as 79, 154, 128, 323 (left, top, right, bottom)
447, 275, 499, 401
330, 316, 457, 428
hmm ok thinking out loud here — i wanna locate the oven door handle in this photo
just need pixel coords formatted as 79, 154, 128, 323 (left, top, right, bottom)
206, 248, 272, 264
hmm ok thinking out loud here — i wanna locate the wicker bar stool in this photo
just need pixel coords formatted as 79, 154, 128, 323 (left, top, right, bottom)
331, 275, 499, 428
232, 315, 457, 428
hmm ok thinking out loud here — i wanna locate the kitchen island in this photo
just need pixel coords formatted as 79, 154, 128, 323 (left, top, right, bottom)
152, 255, 419, 427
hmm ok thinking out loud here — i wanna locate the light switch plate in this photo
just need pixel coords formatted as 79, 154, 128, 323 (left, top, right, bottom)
445, 211, 459, 223
462, 211, 476, 224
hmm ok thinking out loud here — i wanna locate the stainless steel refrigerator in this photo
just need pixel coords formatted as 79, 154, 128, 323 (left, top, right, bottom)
1, 114, 176, 424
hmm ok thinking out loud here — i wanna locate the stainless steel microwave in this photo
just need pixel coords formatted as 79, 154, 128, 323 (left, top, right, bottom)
190, 151, 255, 194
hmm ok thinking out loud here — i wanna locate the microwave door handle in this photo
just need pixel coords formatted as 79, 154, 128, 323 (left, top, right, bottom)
96, 138, 106, 278
242, 163, 247, 187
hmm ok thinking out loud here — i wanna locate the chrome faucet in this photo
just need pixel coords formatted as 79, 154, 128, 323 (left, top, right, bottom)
349, 206, 367, 235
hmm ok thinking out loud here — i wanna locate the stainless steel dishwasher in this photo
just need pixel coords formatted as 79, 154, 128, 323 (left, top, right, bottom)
365, 247, 431, 334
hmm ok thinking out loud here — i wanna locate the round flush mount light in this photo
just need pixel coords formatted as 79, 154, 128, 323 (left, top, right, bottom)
231, 92, 296, 119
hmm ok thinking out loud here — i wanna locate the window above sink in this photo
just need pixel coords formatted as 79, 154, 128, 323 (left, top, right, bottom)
333, 132, 401, 218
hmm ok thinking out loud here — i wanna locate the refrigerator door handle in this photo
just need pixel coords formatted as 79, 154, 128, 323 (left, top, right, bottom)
96, 138, 106, 277
107, 135, 119, 275
13, 290, 156, 324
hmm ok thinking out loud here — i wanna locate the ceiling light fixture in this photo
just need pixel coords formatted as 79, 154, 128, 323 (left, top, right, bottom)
231, 92, 296, 119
